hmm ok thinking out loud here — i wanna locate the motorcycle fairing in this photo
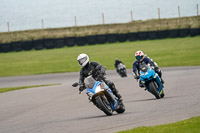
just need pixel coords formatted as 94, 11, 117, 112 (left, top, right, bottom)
155, 76, 163, 94
86, 81, 118, 111
140, 66, 155, 81
86, 81, 102, 94
140, 66, 163, 93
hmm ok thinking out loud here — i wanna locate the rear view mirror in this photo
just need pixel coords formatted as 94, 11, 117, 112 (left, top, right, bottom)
72, 82, 79, 87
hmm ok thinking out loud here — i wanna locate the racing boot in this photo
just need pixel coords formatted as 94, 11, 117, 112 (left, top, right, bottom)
103, 78, 123, 101
161, 78, 165, 84
111, 84, 123, 102
156, 69, 164, 84
139, 80, 146, 88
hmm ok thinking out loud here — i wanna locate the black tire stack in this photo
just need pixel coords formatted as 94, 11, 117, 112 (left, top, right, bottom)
1, 28, 200, 53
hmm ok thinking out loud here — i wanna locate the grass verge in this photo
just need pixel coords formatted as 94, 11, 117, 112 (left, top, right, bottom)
0, 36, 200, 77
0, 83, 61, 93
0, 16, 199, 43
117, 116, 200, 133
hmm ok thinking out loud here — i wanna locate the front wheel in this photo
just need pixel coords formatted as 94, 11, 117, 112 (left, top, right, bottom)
160, 89, 165, 98
148, 81, 160, 99
121, 69, 127, 77
116, 102, 125, 114
95, 96, 113, 116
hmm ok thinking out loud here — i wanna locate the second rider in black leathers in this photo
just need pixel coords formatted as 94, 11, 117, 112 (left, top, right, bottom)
77, 53, 122, 101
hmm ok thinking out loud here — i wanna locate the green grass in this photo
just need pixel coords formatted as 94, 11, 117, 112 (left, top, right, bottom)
117, 116, 200, 133
0, 36, 200, 77
0, 83, 61, 93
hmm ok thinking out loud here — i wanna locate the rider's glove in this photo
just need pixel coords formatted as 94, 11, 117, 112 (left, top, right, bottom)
99, 71, 104, 78
134, 75, 140, 79
79, 85, 85, 92
87, 92, 93, 101
151, 66, 155, 70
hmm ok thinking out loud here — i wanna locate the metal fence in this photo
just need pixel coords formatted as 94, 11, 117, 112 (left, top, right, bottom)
5, 4, 199, 32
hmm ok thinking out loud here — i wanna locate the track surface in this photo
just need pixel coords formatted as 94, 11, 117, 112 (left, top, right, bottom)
0, 66, 200, 133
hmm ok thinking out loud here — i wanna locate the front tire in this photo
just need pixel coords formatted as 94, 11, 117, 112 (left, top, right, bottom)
96, 96, 113, 116
148, 81, 160, 99
160, 89, 165, 98
116, 102, 125, 114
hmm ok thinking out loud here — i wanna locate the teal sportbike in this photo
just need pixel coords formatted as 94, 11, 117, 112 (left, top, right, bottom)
139, 62, 165, 99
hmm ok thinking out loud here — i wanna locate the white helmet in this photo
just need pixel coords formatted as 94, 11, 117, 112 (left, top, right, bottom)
135, 50, 144, 61
77, 53, 89, 67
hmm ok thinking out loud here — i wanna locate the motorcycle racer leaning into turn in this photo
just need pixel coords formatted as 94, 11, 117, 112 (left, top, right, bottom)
132, 50, 164, 88
77, 53, 123, 101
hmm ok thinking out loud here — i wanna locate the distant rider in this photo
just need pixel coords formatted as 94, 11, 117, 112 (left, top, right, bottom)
77, 53, 122, 101
132, 50, 164, 88
114, 58, 125, 73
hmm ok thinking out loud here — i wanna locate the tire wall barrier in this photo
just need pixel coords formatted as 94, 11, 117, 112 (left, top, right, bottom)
190, 28, 200, 36
86, 35, 96, 45
44, 39, 56, 49
179, 29, 189, 37
117, 33, 128, 42
12, 41, 23, 52
156, 30, 169, 39
168, 29, 179, 38
22, 41, 33, 51
66, 37, 76, 47
54, 38, 65, 48
96, 34, 107, 44
148, 31, 157, 40
76, 36, 87, 46
0, 28, 200, 53
0, 43, 12, 52
107, 34, 117, 43
138, 31, 148, 40
128, 32, 138, 41
33, 39, 44, 50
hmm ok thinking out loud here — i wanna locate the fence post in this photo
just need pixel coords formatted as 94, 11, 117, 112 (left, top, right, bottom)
102, 13, 105, 24
197, 4, 199, 16
158, 8, 160, 19
131, 11, 133, 21
41, 19, 44, 29
178, 6, 180, 18
74, 16, 77, 26
178, 6, 181, 23
7, 22, 10, 32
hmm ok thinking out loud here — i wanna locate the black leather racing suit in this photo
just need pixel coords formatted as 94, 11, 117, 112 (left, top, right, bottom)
79, 61, 122, 99
114, 60, 123, 69
114, 60, 124, 73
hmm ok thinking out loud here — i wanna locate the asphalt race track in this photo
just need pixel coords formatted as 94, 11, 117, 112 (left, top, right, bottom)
0, 66, 200, 133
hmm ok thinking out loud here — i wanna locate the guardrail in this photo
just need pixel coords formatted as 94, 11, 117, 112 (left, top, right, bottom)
0, 28, 200, 52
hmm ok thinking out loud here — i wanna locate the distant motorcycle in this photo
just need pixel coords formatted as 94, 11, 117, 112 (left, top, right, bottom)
72, 76, 125, 116
137, 62, 165, 99
116, 63, 127, 77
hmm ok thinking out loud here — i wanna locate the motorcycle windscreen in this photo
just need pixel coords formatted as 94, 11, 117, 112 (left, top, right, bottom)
140, 66, 155, 80
100, 82, 109, 90
117, 63, 124, 69
84, 76, 95, 89
140, 64, 148, 72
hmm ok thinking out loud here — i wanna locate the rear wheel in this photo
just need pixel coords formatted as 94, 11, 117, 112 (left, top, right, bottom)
96, 96, 113, 116
148, 81, 160, 99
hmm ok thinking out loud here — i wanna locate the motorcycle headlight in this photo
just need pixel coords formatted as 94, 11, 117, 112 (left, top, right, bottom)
95, 85, 103, 93
154, 73, 158, 78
